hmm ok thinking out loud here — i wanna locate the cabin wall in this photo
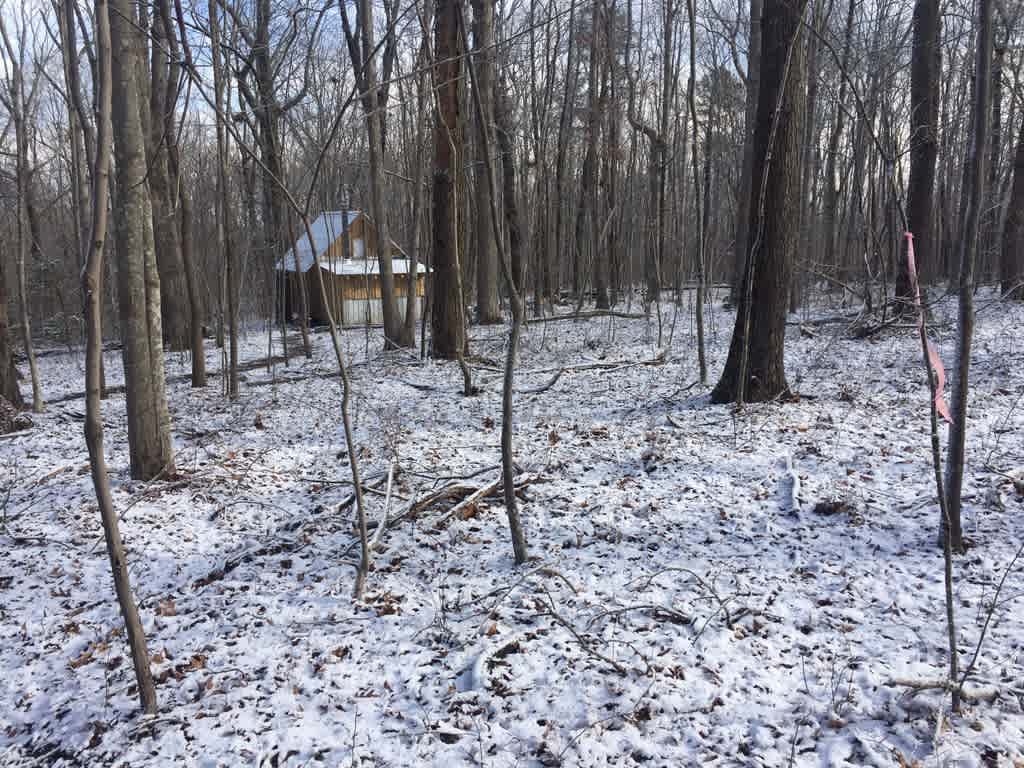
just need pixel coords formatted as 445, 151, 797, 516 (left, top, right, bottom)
340, 296, 424, 326
302, 269, 425, 326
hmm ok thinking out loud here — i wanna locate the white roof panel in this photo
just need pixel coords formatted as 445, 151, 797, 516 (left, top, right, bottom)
319, 258, 427, 276
278, 211, 360, 272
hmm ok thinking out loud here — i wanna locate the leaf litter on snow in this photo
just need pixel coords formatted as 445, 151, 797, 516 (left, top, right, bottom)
1, 291, 1023, 767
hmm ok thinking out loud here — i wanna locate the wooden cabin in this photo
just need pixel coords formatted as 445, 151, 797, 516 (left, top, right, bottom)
277, 210, 426, 326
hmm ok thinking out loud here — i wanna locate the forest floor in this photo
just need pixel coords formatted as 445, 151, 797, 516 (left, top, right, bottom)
1, 290, 1023, 767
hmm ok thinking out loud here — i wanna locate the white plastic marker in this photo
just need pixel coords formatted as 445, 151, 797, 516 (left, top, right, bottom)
905, 232, 952, 423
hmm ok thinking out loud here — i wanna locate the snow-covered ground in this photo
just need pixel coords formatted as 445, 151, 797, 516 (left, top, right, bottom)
2, 292, 1023, 767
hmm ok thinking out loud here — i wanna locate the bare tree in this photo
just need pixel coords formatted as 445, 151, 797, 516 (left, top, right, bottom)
731, 0, 761, 303
461, 3, 528, 563
0, 10, 44, 412
0, 256, 23, 408
819, 0, 854, 281
225, 0, 323, 359
431, 0, 470, 365
712, 0, 809, 404
1001, 113, 1024, 299
152, 0, 205, 385
208, 0, 239, 396
110, 0, 175, 480
471, 0, 501, 324
685, 0, 707, 384
405, 0, 433, 344
82, 0, 158, 713
624, 0, 677, 313
898, 0, 941, 303
339, 0, 407, 347
944, 0, 995, 553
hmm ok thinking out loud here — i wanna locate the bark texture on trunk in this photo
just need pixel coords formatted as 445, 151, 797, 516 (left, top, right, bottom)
83, 0, 158, 714
731, 0, 762, 302
430, 0, 467, 359
711, 0, 807, 404
472, 0, 501, 324
110, 0, 175, 480
900, 0, 941, 299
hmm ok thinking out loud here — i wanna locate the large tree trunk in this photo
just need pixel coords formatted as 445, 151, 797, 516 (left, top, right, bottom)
83, 0, 158, 713
472, 0, 501, 324
110, 0, 176, 480
1000, 118, 1024, 299
899, 0, 941, 301
711, 0, 808, 404
430, 0, 468, 359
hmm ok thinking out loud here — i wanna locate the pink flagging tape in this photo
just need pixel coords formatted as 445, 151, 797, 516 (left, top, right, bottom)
905, 232, 952, 423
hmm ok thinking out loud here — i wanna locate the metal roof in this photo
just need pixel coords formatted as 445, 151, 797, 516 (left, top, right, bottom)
278, 211, 361, 272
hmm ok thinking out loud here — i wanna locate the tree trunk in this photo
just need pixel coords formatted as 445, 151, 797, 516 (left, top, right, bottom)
12, 96, 43, 414
340, 0, 405, 347
430, 0, 468, 360
495, 84, 528, 563
155, 0, 205, 385
405, 2, 432, 343
981, 44, 1005, 280
686, 0, 707, 383
251, 0, 311, 359
0, 20, 43, 412
711, 0, 808, 404
900, 0, 941, 302
209, 0, 239, 397
110, 0, 176, 480
552, 0, 579, 307
83, 0, 158, 715
731, 0, 762, 304
944, 0, 993, 553
0, 255, 22, 408
147, 14, 190, 352
1000, 117, 1024, 299
472, 0, 501, 324
573, 0, 605, 307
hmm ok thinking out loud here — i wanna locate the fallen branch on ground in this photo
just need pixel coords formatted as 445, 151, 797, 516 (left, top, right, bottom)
431, 472, 539, 526
885, 678, 999, 703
